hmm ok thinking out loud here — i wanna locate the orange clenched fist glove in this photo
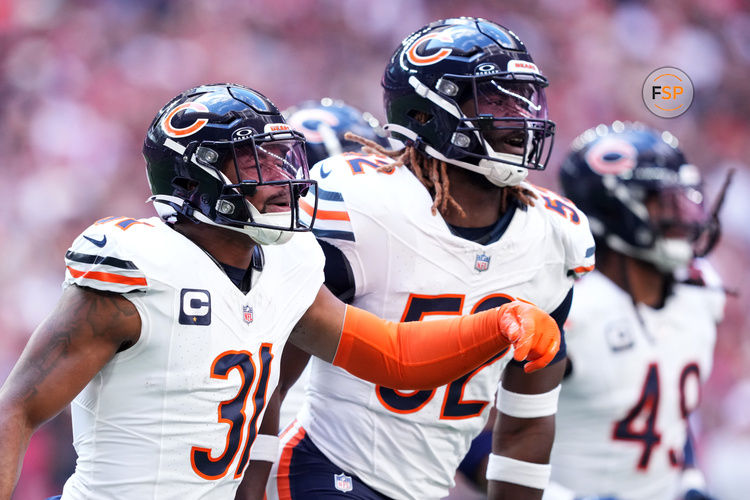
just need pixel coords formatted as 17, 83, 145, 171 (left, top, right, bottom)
497, 301, 560, 373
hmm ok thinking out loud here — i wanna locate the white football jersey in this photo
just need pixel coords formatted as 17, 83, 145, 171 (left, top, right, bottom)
548, 263, 724, 500
271, 153, 594, 500
59, 216, 323, 500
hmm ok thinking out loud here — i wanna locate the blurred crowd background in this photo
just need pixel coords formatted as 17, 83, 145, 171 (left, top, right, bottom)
1, 0, 748, 498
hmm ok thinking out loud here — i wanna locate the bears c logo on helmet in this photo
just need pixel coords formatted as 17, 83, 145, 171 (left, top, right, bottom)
584, 137, 638, 176
405, 32, 454, 66
286, 108, 340, 143
161, 102, 209, 138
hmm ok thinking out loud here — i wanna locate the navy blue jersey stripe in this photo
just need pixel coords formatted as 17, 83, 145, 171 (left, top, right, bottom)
65, 251, 139, 270
312, 229, 355, 242
311, 185, 344, 202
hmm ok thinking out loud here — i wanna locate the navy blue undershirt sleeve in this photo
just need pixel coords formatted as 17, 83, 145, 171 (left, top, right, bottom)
319, 240, 356, 304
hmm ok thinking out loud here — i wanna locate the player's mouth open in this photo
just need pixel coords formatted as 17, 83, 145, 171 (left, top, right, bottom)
264, 196, 291, 212
502, 131, 527, 151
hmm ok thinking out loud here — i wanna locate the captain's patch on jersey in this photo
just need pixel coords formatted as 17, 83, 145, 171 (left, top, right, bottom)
179, 289, 211, 325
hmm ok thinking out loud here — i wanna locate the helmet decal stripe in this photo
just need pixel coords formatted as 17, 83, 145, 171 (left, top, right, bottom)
163, 137, 186, 155
162, 102, 210, 138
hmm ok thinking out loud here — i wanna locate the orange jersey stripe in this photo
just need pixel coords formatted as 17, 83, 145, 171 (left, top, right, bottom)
277, 423, 306, 500
299, 199, 350, 221
279, 420, 296, 440
573, 265, 595, 274
67, 266, 147, 287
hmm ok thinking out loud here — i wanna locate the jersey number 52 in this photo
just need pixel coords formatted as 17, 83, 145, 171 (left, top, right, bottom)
376, 293, 512, 420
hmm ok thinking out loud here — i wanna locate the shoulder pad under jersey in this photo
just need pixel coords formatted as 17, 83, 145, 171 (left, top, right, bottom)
64, 216, 154, 293
300, 152, 399, 244
527, 183, 596, 279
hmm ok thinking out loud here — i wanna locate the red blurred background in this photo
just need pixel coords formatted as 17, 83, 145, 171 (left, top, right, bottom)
1, 1, 748, 498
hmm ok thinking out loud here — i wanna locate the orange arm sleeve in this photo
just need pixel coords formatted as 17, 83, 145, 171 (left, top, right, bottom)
332, 302, 559, 390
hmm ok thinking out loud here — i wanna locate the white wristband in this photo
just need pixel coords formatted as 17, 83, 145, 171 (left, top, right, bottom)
248, 434, 280, 463
486, 453, 551, 490
496, 384, 561, 418
680, 468, 707, 493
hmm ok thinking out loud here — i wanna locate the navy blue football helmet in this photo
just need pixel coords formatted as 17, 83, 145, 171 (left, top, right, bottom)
560, 122, 716, 272
143, 83, 316, 245
382, 17, 555, 187
284, 98, 390, 167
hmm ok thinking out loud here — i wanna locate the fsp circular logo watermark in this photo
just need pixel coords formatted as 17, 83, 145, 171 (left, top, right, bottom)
642, 67, 694, 118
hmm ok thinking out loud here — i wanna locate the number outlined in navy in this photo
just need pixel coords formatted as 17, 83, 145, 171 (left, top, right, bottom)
190, 344, 274, 480
377, 293, 513, 419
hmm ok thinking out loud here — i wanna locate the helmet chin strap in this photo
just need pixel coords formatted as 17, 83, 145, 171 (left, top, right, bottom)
602, 182, 692, 272
150, 195, 294, 245
606, 234, 692, 273
480, 145, 529, 186
244, 203, 295, 245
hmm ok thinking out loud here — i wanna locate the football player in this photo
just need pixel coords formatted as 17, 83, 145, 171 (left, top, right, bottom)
0, 83, 562, 499
278, 98, 391, 427
544, 122, 727, 500
261, 18, 595, 500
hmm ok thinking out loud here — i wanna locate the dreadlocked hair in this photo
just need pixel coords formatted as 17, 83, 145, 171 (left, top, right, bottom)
344, 132, 537, 217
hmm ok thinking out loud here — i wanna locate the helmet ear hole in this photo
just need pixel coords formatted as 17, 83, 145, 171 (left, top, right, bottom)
407, 109, 432, 125
172, 177, 198, 193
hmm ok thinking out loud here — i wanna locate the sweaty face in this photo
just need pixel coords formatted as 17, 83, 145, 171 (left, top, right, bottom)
459, 80, 548, 156
224, 140, 308, 213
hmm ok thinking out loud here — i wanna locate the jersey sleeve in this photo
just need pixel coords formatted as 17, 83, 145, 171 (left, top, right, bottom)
63, 217, 150, 294
300, 153, 393, 295
300, 156, 358, 245
531, 184, 596, 279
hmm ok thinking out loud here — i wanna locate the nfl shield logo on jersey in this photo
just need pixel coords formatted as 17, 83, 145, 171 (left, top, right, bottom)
334, 472, 353, 492
242, 305, 254, 324
475, 253, 491, 272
